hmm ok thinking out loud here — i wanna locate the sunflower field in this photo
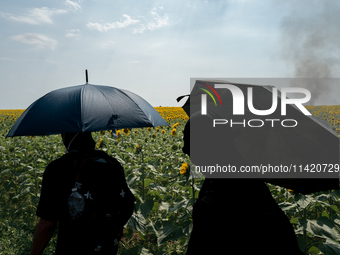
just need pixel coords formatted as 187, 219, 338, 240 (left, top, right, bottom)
1, 106, 340, 255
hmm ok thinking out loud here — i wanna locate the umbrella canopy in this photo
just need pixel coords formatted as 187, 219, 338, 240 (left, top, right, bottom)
7, 83, 168, 137
183, 79, 339, 194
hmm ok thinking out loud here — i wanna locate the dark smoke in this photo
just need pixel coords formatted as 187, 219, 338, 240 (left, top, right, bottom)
280, 0, 340, 105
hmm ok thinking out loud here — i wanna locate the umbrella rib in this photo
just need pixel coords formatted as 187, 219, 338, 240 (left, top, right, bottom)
92, 85, 153, 128
253, 126, 271, 165
107, 87, 154, 126
269, 125, 289, 164
277, 126, 326, 157
116, 90, 151, 119
273, 127, 303, 164
243, 127, 269, 164
91, 85, 117, 111
272, 125, 332, 167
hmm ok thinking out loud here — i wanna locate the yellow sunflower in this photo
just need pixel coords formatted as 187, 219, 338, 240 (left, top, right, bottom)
180, 163, 189, 175
171, 129, 176, 136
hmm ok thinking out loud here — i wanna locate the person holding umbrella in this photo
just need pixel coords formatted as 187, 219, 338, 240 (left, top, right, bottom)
5, 76, 168, 254
182, 113, 305, 255
30, 132, 135, 255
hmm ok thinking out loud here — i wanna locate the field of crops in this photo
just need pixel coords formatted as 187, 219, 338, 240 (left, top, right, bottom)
1, 106, 340, 255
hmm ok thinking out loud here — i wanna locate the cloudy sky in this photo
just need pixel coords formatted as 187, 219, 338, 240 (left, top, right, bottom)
1, 0, 340, 109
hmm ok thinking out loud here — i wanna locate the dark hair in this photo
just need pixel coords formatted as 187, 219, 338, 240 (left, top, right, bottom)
61, 132, 95, 152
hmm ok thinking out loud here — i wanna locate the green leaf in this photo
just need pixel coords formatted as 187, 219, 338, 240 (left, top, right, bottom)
278, 202, 297, 211
296, 236, 307, 252
140, 247, 153, 255
1, 169, 12, 175
17, 173, 29, 181
299, 217, 340, 240
144, 178, 152, 188
182, 220, 193, 236
128, 213, 146, 235
148, 190, 162, 199
332, 215, 340, 227
314, 217, 340, 240
290, 217, 302, 224
13, 194, 21, 199
140, 199, 154, 218
150, 183, 167, 192
159, 202, 170, 211
127, 176, 138, 186
130, 188, 143, 203
115, 155, 125, 165
295, 194, 313, 209
322, 211, 330, 219
169, 199, 188, 213
308, 246, 320, 254
157, 222, 184, 246
318, 240, 340, 255
147, 220, 162, 236
20, 186, 30, 195
36, 158, 46, 164
315, 194, 329, 202
146, 164, 156, 171
330, 205, 339, 213
330, 190, 340, 199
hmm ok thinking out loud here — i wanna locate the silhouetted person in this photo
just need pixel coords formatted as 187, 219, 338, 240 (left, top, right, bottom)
183, 114, 304, 255
30, 132, 134, 255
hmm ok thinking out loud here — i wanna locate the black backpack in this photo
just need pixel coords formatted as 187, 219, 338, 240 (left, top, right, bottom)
67, 150, 135, 254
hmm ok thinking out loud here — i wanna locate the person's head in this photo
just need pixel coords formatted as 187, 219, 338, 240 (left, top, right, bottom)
61, 132, 95, 152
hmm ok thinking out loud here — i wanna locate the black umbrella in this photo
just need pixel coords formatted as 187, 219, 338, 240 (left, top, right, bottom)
7, 76, 168, 137
180, 79, 339, 194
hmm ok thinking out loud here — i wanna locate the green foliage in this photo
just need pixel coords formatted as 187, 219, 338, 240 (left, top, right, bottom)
269, 185, 340, 254
1, 112, 340, 254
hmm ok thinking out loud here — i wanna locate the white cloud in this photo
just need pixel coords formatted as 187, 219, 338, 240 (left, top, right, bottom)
11, 33, 57, 50
133, 11, 169, 34
147, 11, 169, 30
87, 14, 139, 31
0, 7, 67, 25
152, 6, 164, 10
65, 0, 82, 12
65, 32, 80, 38
65, 29, 80, 37
133, 25, 146, 34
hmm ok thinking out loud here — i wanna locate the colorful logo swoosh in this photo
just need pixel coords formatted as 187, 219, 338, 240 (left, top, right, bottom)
198, 82, 222, 106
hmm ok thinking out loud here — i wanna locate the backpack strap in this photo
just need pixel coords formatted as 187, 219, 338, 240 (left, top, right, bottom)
74, 157, 90, 184
69, 151, 90, 188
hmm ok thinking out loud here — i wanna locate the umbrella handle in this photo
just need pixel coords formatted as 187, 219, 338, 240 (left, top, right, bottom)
86, 70, 88, 84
